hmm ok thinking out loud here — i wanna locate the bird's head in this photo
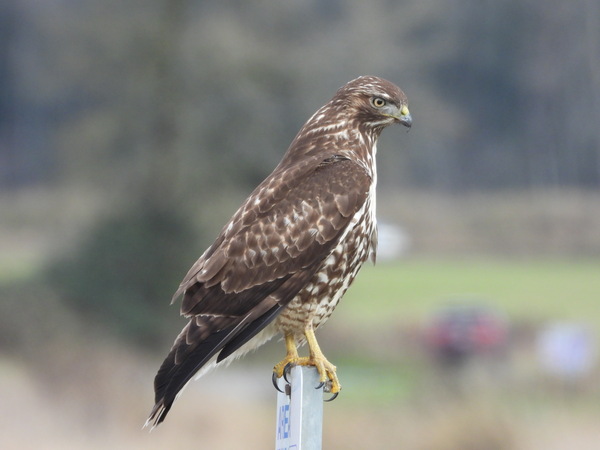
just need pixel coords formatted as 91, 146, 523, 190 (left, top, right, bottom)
335, 76, 412, 131
281, 76, 411, 168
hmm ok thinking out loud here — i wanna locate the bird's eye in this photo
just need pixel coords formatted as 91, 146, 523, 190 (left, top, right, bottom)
372, 97, 386, 108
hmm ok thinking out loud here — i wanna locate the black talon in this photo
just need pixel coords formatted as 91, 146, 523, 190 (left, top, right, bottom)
324, 392, 339, 402
283, 362, 293, 383
272, 372, 284, 393
315, 381, 325, 390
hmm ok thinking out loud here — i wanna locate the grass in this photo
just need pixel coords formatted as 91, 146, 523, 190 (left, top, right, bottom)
338, 257, 600, 328
0, 257, 42, 284
3, 256, 600, 449
319, 257, 600, 408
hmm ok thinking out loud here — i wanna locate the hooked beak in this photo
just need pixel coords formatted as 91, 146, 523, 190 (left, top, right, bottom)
396, 105, 412, 128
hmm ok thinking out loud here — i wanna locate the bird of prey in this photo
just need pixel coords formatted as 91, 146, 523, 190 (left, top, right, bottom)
146, 76, 412, 427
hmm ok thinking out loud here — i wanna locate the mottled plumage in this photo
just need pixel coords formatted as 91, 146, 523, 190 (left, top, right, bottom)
147, 76, 411, 427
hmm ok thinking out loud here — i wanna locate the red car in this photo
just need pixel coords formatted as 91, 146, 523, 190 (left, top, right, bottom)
426, 304, 509, 364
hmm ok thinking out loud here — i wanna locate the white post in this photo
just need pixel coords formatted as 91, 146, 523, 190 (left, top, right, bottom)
275, 366, 324, 450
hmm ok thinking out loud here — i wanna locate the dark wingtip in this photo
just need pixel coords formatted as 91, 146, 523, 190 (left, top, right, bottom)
145, 399, 172, 430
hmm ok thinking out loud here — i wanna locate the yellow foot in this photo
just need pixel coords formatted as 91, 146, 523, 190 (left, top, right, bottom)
273, 355, 340, 393
304, 353, 340, 394
274, 355, 309, 378
272, 331, 341, 394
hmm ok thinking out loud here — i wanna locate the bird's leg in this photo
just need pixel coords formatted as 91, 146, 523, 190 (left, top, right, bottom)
272, 328, 341, 394
273, 333, 301, 379
303, 326, 341, 394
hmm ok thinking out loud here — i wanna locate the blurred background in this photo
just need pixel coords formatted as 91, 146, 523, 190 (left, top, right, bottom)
1, 0, 600, 448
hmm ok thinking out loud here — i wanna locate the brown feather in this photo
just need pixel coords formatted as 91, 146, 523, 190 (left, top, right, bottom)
147, 76, 411, 427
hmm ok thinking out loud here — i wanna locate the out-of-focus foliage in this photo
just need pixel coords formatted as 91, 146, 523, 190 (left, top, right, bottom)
2, 0, 599, 193
1, 0, 599, 345
1, 5, 599, 447
46, 206, 199, 347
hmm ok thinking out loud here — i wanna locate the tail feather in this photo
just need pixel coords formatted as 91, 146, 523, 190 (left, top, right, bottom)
146, 305, 284, 427
147, 322, 245, 428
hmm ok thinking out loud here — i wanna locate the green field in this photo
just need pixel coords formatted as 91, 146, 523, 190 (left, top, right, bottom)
4, 256, 599, 328
339, 258, 600, 328
3, 257, 600, 448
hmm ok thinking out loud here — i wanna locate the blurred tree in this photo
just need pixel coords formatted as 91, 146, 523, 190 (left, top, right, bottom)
47, 206, 197, 347
428, 0, 530, 189
46, 0, 201, 347
3, 0, 600, 347
520, 0, 600, 188
3, 0, 600, 193
0, 0, 55, 187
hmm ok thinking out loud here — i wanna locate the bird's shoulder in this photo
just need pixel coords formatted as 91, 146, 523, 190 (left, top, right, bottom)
173, 154, 372, 311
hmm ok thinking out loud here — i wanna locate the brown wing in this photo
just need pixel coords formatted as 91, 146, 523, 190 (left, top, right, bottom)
149, 155, 370, 425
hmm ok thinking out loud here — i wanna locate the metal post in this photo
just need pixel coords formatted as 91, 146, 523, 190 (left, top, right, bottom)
275, 366, 324, 450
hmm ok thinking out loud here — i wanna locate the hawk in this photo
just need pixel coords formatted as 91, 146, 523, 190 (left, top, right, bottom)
146, 76, 412, 427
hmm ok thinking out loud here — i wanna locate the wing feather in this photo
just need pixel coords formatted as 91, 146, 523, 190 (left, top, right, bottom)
149, 156, 371, 426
